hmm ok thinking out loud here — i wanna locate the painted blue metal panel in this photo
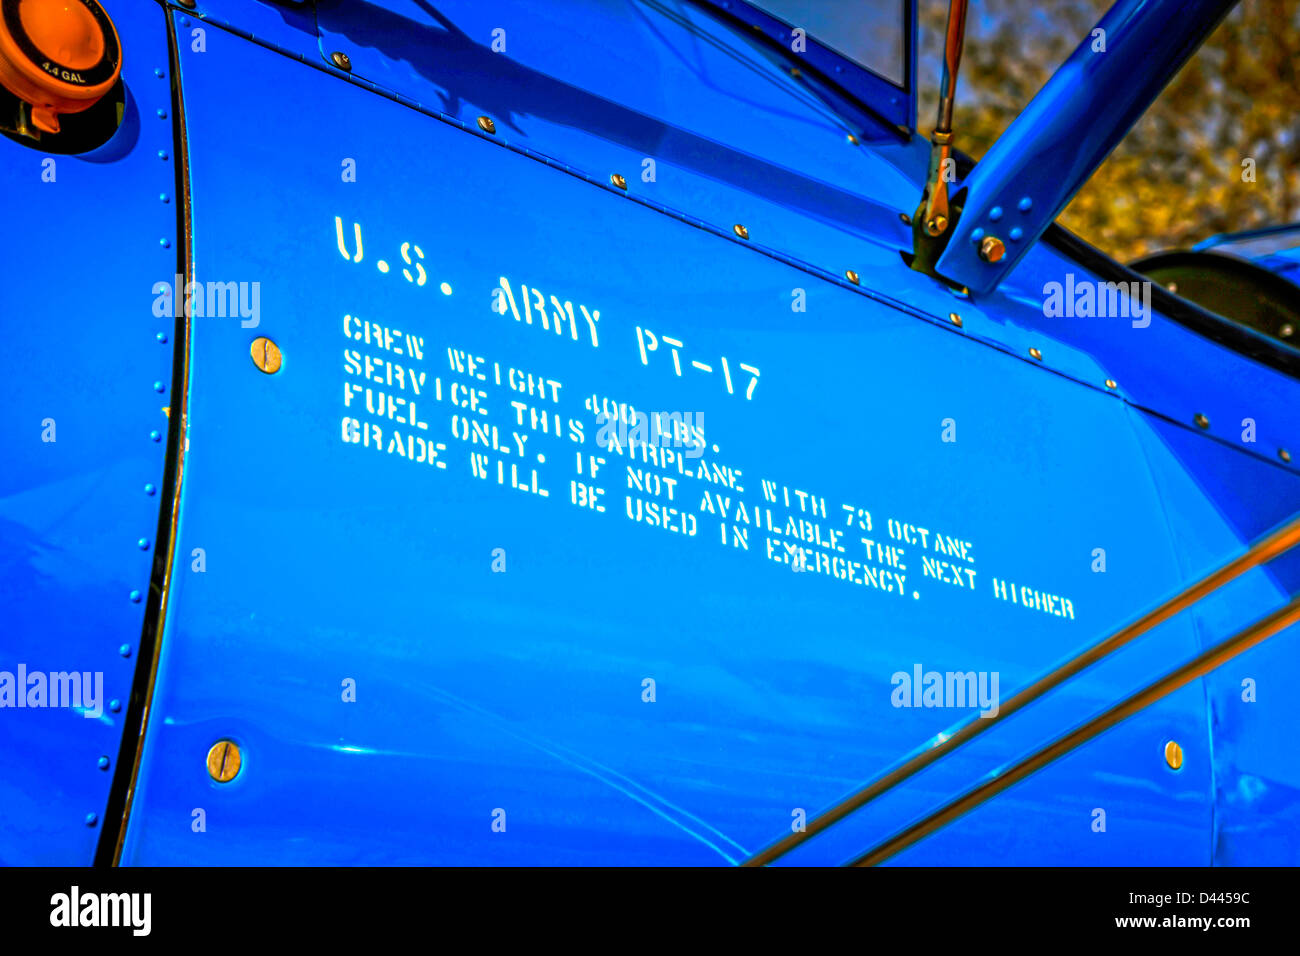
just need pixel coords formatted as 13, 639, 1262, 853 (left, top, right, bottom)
112, 16, 1300, 865
0, 2, 177, 864
185, 0, 1300, 476
0, 0, 1294, 867
307, 0, 924, 298
1124, 418, 1300, 865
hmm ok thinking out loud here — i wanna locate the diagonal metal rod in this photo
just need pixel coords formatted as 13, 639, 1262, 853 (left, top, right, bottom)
849, 594, 1300, 866
918, 0, 968, 236
741, 511, 1300, 866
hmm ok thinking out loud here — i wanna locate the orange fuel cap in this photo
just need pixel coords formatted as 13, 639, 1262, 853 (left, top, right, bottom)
0, 0, 121, 134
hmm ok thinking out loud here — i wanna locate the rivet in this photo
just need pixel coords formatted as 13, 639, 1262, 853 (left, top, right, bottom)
250, 337, 283, 374
1167, 282, 1178, 293
1029, 347, 1042, 360
846, 133, 858, 145
1280, 323, 1294, 339
144, 483, 156, 495
109, 699, 121, 713
788, 67, 801, 78
610, 173, 627, 190
154, 68, 164, 78
1105, 379, 1117, 389
160, 238, 170, 249
925, 215, 948, 235
157, 150, 168, 160
970, 227, 985, 241
98, 756, 110, 770
979, 236, 1005, 263
1280, 448, 1292, 463
1018, 196, 1032, 212
207, 740, 242, 783
845, 270, 859, 285
137, 538, 150, 550
129, 589, 142, 603
1009, 227, 1023, 241
153, 381, 165, 392
898, 212, 911, 225
330, 51, 351, 71
949, 312, 962, 328
85, 813, 98, 826
1194, 413, 1210, 429
989, 206, 1003, 222
477, 115, 496, 134
156, 332, 168, 343
1164, 740, 1183, 770
160, 193, 170, 203
119, 644, 131, 658
156, 109, 167, 119
733, 223, 749, 240
150, 430, 161, 442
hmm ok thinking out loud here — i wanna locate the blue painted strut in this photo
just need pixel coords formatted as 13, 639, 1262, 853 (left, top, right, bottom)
936, 0, 1241, 296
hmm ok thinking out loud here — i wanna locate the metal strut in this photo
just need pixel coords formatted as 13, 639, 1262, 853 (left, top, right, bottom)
907, 0, 968, 281
742, 511, 1300, 866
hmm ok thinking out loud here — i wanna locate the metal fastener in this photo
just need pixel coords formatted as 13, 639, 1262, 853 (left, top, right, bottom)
1105, 379, 1117, 389
733, 224, 749, 240
610, 173, 627, 190
1281, 448, 1292, 463
250, 337, 282, 374
1029, 347, 1042, 360
1194, 413, 1210, 429
949, 312, 962, 328
899, 212, 911, 225
979, 236, 1006, 263
845, 270, 859, 285
330, 51, 351, 71
1164, 740, 1183, 770
477, 115, 496, 134
207, 740, 242, 783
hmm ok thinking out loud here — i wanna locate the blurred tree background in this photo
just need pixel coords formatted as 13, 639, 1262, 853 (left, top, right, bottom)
916, 0, 1300, 262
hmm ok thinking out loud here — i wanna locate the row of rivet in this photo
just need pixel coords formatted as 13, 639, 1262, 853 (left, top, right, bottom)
92, 52, 177, 828
326, 82, 1299, 473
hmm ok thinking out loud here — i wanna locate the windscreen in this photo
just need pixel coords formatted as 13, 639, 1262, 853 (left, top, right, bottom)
746, 0, 907, 85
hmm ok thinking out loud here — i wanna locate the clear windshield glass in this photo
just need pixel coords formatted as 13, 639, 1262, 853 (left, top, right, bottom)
746, 0, 907, 85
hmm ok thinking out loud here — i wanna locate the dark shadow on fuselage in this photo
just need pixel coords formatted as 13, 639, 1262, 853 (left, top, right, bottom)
311, 0, 909, 241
